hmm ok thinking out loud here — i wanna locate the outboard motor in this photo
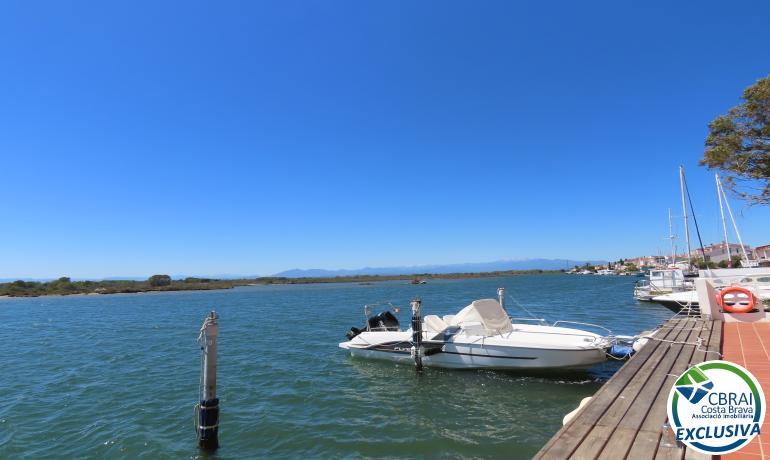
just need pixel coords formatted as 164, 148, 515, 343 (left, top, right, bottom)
346, 311, 400, 340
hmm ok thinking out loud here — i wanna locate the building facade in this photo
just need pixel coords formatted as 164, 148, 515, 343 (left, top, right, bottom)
693, 243, 754, 264
755, 244, 770, 263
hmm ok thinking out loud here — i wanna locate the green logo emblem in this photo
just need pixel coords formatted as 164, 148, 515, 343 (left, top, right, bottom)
674, 367, 714, 404
667, 360, 764, 455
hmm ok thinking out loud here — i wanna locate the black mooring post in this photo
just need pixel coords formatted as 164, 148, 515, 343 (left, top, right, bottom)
198, 398, 219, 450
411, 298, 423, 372
197, 311, 219, 451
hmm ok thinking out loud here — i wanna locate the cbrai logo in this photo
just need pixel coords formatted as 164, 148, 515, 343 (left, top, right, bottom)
675, 366, 714, 404
667, 360, 765, 454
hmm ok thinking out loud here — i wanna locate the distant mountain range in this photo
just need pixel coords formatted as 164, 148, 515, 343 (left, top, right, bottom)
274, 259, 606, 278
0, 259, 607, 282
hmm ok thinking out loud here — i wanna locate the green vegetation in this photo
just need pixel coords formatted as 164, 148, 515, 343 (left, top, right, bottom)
0, 269, 564, 297
148, 274, 172, 287
701, 75, 770, 204
693, 259, 717, 269
716, 255, 745, 268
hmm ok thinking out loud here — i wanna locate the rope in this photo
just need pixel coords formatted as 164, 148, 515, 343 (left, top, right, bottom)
505, 293, 544, 322
606, 351, 631, 361
641, 331, 723, 358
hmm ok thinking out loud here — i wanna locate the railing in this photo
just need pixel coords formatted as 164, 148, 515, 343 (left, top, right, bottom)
510, 317, 548, 325
551, 320, 614, 337
496, 319, 616, 346
508, 315, 617, 336
634, 279, 695, 299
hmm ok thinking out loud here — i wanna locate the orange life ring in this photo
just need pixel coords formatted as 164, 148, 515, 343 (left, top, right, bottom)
717, 286, 756, 313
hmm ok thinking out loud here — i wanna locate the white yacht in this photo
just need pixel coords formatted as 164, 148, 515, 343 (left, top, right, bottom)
737, 274, 770, 300
651, 290, 700, 312
339, 294, 612, 371
650, 271, 770, 313
634, 268, 693, 301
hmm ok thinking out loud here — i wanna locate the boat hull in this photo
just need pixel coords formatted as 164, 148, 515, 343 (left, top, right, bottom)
339, 340, 608, 370
651, 299, 700, 314
650, 291, 700, 314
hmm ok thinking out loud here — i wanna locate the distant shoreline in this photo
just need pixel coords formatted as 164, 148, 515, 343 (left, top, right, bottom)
0, 269, 564, 298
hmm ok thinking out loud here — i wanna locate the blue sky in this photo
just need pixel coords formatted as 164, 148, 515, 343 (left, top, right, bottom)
1, 1, 769, 278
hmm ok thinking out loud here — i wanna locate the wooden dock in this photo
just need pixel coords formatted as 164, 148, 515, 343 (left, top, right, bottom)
535, 316, 723, 460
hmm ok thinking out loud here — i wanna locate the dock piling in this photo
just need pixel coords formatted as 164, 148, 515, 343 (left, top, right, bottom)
196, 311, 219, 451
410, 298, 423, 372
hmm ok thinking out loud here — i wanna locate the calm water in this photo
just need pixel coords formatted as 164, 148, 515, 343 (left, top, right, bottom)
0, 275, 674, 459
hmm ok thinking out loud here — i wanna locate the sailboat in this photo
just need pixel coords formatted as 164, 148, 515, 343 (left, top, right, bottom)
644, 171, 766, 312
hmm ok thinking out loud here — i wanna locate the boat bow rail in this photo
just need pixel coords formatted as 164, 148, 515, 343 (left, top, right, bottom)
509, 317, 548, 325
550, 320, 613, 337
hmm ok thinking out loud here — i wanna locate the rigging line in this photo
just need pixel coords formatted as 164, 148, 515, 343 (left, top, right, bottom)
683, 172, 708, 264
505, 293, 542, 321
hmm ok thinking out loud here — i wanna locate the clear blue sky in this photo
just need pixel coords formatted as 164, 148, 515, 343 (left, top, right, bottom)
1, 1, 769, 279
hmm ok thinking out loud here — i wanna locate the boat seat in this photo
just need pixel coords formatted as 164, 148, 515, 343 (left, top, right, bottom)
442, 314, 456, 326
424, 315, 449, 334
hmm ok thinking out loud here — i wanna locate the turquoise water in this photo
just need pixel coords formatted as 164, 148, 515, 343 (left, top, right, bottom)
0, 275, 674, 459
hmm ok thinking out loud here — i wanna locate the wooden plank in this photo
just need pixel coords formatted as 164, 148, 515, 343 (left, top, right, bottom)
535, 318, 686, 459
655, 443, 684, 460
596, 319, 698, 458
569, 425, 614, 460
636, 319, 709, 435
623, 318, 704, 429
605, 319, 695, 427
688, 320, 724, 367
627, 429, 662, 460
680, 320, 721, 460
630, 319, 720, 460
596, 427, 638, 460
535, 317, 724, 460
536, 319, 684, 459
571, 319, 692, 459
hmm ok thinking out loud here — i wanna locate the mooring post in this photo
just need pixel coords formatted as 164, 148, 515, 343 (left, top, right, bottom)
410, 298, 423, 372
196, 311, 219, 451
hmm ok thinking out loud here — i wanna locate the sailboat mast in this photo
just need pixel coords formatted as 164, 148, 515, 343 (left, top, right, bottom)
715, 173, 732, 264
679, 166, 693, 265
717, 175, 751, 266
668, 208, 676, 265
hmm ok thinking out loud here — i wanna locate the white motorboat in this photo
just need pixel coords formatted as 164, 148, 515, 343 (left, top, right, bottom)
339, 295, 612, 371
634, 268, 694, 301
651, 290, 700, 313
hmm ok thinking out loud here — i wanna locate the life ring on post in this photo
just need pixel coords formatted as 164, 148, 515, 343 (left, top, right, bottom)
717, 286, 756, 313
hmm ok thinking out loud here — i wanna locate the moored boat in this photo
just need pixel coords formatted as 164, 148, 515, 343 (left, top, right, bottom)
339, 292, 613, 371
634, 268, 693, 301
651, 290, 700, 313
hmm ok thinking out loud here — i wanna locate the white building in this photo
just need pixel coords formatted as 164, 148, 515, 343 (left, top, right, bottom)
694, 243, 754, 264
